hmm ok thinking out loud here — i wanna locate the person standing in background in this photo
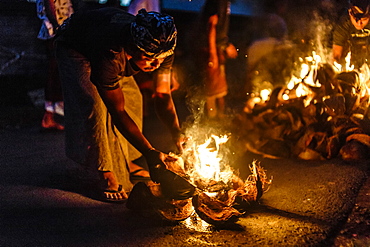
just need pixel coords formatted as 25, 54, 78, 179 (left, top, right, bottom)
36, 0, 74, 130
243, 0, 293, 112
197, 0, 238, 120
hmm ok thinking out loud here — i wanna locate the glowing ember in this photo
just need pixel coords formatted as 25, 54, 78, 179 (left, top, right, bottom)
182, 212, 213, 232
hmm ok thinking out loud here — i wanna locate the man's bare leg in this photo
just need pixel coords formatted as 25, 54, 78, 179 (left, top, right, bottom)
129, 162, 150, 177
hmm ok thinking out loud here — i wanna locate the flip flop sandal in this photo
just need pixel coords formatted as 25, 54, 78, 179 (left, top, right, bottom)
103, 184, 128, 203
130, 168, 151, 181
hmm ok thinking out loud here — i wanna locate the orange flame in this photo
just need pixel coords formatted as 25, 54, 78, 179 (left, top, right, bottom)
184, 134, 234, 187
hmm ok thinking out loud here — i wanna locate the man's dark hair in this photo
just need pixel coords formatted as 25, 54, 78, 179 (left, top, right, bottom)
349, 0, 370, 20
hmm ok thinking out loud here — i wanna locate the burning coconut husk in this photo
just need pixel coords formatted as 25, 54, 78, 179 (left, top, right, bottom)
192, 161, 271, 226
126, 181, 195, 221
126, 134, 272, 226
126, 154, 196, 221
236, 61, 370, 162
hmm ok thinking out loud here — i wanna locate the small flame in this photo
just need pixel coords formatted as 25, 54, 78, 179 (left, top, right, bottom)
279, 52, 323, 103
260, 89, 271, 102
185, 134, 233, 187
333, 61, 342, 72
333, 52, 354, 72
300, 63, 310, 79
345, 52, 354, 71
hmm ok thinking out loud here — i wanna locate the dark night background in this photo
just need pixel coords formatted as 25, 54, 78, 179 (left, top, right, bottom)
0, 0, 349, 108
1, 1, 370, 247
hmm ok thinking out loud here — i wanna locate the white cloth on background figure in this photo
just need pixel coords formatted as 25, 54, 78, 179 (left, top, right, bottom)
127, 0, 160, 15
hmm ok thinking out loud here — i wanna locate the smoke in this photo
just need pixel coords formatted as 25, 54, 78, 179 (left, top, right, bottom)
179, 81, 235, 166
184, 85, 206, 128
288, 0, 344, 62
310, 10, 333, 63
310, 0, 345, 63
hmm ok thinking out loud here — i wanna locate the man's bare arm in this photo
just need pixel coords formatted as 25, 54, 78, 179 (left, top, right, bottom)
154, 72, 183, 151
333, 44, 344, 64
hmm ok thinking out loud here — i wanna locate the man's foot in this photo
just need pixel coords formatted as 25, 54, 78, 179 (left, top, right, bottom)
100, 171, 129, 202
41, 111, 64, 130
104, 184, 128, 202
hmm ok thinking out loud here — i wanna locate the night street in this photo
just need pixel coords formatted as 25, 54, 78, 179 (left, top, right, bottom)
0, 97, 370, 246
1, 0, 370, 246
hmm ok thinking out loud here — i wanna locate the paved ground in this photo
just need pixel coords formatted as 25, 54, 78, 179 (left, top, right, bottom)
0, 91, 370, 246
334, 176, 370, 246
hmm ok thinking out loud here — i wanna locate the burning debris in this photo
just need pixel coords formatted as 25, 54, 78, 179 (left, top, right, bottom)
127, 134, 272, 226
192, 161, 270, 225
236, 58, 370, 161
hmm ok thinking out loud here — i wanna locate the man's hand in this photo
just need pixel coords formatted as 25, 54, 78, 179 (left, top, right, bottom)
170, 72, 180, 92
172, 131, 187, 154
144, 149, 177, 183
225, 43, 238, 59
144, 149, 195, 200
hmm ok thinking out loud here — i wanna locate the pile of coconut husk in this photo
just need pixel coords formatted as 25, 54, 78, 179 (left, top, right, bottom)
233, 63, 370, 161
126, 159, 272, 226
